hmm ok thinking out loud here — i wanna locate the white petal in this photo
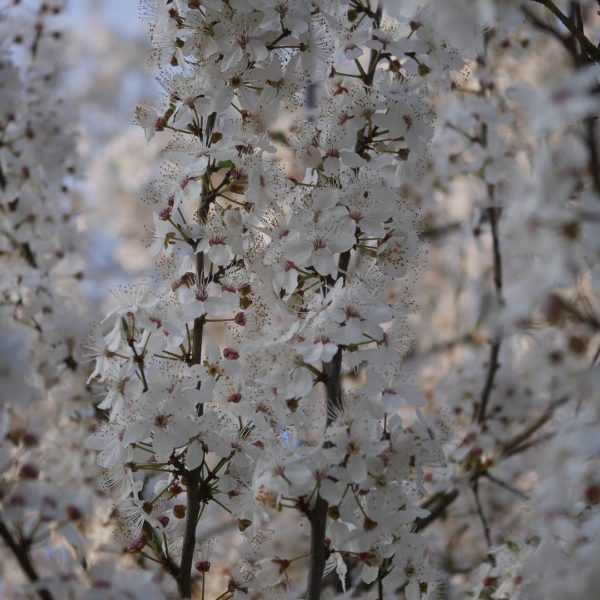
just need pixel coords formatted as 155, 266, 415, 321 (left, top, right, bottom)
186, 440, 204, 470
347, 454, 367, 483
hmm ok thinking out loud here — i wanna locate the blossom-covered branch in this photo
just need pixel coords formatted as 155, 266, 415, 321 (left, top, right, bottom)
88, 1, 462, 598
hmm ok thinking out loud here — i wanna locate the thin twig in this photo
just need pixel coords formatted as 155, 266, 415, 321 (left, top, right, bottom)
482, 472, 529, 500
0, 519, 54, 600
143, 522, 180, 578
477, 339, 501, 424
476, 204, 503, 425
500, 396, 568, 457
471, 481, 495, 565
529, 0, 600, 61
412, 489, 459, 532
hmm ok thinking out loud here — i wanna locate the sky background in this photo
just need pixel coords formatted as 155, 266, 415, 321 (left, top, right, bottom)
64, 0, 143, 37
59, 0, 159, 303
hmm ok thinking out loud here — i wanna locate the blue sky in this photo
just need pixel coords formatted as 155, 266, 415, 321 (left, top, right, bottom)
64, 0, 143, 37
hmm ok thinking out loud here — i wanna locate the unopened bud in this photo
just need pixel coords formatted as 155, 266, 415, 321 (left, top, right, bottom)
238, 518, 252, 532
19, 464, 39, 479
195, 560, 211, 572
66, 505, 82, 520
168, 482, 183, 495
158, 515, 170, 527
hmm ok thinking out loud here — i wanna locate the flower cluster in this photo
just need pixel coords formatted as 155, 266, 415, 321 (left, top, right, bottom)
0, 3, 168, 598
88, 1, 462, 597
3, 0, 595, 599
399, 2, 600, 599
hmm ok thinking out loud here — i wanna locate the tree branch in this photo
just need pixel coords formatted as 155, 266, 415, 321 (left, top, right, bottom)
477, 339, 501, 424
471, 481, 495, 565
476, 200, 503, 425
177, 111, 217, 599
528, 0, 600, 61
177, 466, 202, 598
306, 495, 330, 600
412, 489, 459, 532
305, 248, 352, 599
499, 396, 568, 457
0, 519, 54, 600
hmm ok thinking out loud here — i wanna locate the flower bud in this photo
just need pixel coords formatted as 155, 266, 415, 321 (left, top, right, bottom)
195, 560, 211, 573
223, 347, 239, 360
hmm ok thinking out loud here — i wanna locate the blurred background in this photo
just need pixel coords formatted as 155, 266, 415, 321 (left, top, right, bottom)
62, 0, 161, 302
49, 6, 600, 594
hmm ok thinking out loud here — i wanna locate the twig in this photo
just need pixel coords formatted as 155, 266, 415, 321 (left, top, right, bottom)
0, 519, 54, 600
420, 221, 463, 240
488, 204, 503, 304
503, 430, 559, 457
143, 522, 180, 578
477, 339, 501, 424
412, 489, 459, 532
529, 0, 600, 61
585, 117, 600, 194
476, 201, 504, 424
499, 396, 568, 456
482, 471, 529, 500
471, 481, 495, 565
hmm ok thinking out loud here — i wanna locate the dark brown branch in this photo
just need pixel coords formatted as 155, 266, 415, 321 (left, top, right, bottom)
177, 467, 202, 598
420, 221, 463, 240
0, 520, 54, 600
482, 471, 529, 500
305, 2, 382, 590
522, 6, 570, 45
585, 116, 600, 194
306, 495, 330, 600
499, 396, 568, 457
502, 431, 556, 457
412, 489, 459, 532
143, 522, 180, 578
471, 481, 495, 565
414, 394, 568, 534
304, 4, 386, 593
21, 242, 38, 269
305, 250, 351, 598
177, 112, 217, 599
529, 0, 600, 61
305, 255, 350, 600
477, 339, 501, 424
488, 205, 503, 303
476, 203, 503, 424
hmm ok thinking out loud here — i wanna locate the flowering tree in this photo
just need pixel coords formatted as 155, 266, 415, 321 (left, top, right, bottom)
2, 0, 600, 599
90, 1, 460, 598
409, 2, 600, 598
1, 2, 167, 598
0, 2, 95, 596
